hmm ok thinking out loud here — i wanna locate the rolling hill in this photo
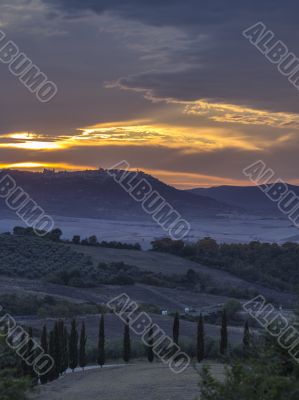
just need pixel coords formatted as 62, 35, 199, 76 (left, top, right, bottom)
188, 183, 299, 214
0, 233, 295, 307
0, 169, 237, 220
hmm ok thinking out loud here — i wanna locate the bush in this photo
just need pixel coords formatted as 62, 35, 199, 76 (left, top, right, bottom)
224, 300, 242, 319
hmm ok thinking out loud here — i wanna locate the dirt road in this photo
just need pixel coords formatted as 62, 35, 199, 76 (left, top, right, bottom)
31, 362, 210, 400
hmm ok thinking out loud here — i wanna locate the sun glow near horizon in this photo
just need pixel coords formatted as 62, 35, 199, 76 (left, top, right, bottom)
0, 162, 92, 171
1, 100, 299, 188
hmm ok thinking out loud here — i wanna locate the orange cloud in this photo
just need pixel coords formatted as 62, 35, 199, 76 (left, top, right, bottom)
0, 121, 261, 153
184, 101, 299, 129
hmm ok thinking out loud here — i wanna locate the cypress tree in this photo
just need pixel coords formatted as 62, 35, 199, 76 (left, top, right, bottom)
57, 320, 64, 375
69, 319, 78, 372
62, 326, 69, 373
79, 322, 87, 370
243, 320, 250, 350
15, 331, 25, 376
123, 319, 131, 363
147, 324, 154, 363
27, 327, 37, 380
97, 314, 105, 368
19, 332, 28, 377
173, 312, 180, 345
220, 310, 228, 355
197, 314, 205, 363
52, 322, 60, 379
40, 326, 48, 384
48, 329, 56, 382
57, 320, 68, 374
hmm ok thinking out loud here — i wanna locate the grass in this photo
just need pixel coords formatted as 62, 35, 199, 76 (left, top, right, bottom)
68, 243, 201, 274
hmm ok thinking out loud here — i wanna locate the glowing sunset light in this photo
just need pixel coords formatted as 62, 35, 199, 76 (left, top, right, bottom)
0, 162, 91, 171
0, 122, 263, 153
0, 141, 63, 150
1, 1, 299, 189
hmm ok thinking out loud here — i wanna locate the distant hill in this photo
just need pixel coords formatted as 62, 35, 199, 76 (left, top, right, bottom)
0, 169, 237, 220
188, 183, 299, 214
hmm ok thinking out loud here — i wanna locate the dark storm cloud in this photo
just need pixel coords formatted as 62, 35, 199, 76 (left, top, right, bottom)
115, 67, 297, 113
43, 1, 297, 30
43, 0, 299, 113
0, 7, 165, 136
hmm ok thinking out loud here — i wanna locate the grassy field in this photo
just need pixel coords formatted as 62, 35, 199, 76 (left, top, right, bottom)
30, 362, 225, 400
0, 233, 294, 307
0, 274, 229, 311
69, 244, 205, 275
69, 244, 296, 306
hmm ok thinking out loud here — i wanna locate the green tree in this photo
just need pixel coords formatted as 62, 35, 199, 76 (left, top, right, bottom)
57, 320, 65, 375
48, 330, 56, 382
123, 319, 131, 363
19, 332, 28, 377
26, 327, 38, 383
88, 235, 98, 246
243, 320, 250, 350
0, 335, 30, 399
196, 237, 218, 255
200, 338, 299, 400
97, 314, 105, 368
173, 312, 180, 345
0, 370, 29, 400
224, 299, 242, 320
72, 235, 81, 244
52, 322, 60, 379
62, 325, 69, 373
13, 226, 26, 236
79, 322, 87, 370
69, 319, 78, 372
220, 310, 228, 355
197, 314, 205, 362
48, 228, 63, 242
40, 326, 48, 384
147, 325, 154, 363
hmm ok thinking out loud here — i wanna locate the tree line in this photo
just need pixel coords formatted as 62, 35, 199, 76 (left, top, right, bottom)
18, 311, 251, 385
12, 226, 141, 251
151, 237, 299, 291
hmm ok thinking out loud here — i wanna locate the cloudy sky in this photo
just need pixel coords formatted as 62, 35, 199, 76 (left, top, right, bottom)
0, 0, 299, 188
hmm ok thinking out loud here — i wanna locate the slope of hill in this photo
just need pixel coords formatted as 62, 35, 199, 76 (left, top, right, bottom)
69, 243, 296, 306
0, 169, 237, 219
188, 183, 299, 214
0, 234, 295, 306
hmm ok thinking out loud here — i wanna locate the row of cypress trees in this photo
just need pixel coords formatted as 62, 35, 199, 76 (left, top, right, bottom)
197, 310, 251, 361
21, 310, 250, 384
38, 316, 105, 384
16, 327, 38, 382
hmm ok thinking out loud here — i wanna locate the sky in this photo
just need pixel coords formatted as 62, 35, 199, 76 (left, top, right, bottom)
0, 0, 299, 188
